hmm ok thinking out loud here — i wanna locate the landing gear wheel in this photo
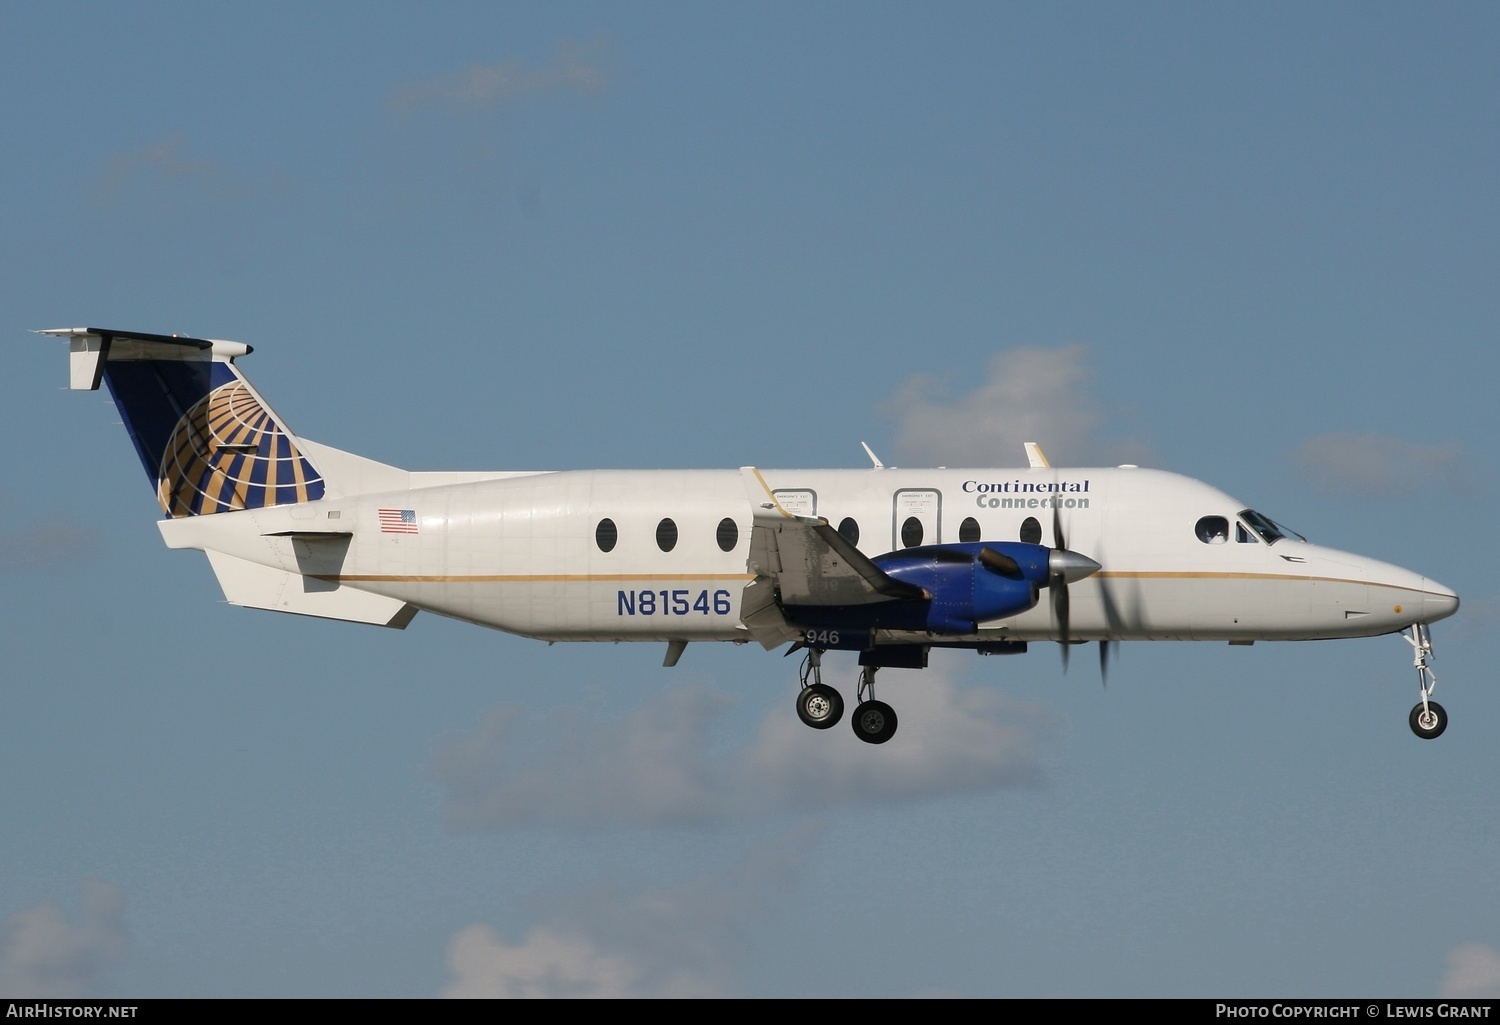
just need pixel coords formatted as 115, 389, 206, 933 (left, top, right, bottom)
851, 700, 898, 745
1409, 700, 1447, 740
797, 684, 844, 729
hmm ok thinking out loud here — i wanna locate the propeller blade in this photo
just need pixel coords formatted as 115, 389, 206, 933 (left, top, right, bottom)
1053, 574, 1070, 671
1045, 503, 1103, 674
1099, 639, 1115, 686
1052, 502, 1068, 671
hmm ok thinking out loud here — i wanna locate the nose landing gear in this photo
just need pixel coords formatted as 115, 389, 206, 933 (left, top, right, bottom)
1404, 624, 1447, 740
1409, 699, 1447, 740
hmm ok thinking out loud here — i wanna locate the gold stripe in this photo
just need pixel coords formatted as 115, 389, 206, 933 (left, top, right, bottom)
317, 572, 757, 584
1097, 571, 1311, 581
750, 468, 794, 519
316, 568, 1442, 597
1097, 570, 1440, 595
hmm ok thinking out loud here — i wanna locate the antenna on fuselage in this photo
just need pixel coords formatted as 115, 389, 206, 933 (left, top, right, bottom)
860, 442, 885, 469
1024, 442, 1051, 468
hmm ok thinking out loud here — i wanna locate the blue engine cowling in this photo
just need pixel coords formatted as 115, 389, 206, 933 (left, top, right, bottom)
874, 542, 1047, 633
783, 542, 1050, 636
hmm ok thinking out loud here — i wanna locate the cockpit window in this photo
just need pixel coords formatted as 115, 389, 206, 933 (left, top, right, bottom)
1195, 516, 1229, 544
1236, 522, 1258, 543
1239, 509, 1306, 545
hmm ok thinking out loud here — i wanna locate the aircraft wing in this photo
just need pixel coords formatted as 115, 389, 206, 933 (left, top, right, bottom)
737, 468, 927, 648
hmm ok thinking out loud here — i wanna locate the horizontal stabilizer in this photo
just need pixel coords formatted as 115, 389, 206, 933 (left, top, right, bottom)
204, 550, 417, 628
38, 327, 251, 392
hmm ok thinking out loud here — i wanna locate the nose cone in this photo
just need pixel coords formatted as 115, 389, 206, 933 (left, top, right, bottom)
1312, 544, 1459, 631
1419, 579, 1460, 624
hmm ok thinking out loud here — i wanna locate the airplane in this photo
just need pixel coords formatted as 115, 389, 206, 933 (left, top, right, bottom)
39, 327, 1461, 743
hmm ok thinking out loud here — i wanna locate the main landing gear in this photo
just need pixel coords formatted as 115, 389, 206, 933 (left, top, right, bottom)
1404, 624, 1447, 740
793, 651, 897, 744
851, 665, 897, 745
795, 649, 843, 729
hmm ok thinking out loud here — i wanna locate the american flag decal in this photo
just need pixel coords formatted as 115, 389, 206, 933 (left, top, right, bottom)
378, 508, 418, 534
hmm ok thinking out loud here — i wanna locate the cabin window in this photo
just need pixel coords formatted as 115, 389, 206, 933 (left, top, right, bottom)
716, 517, 738, 552
901, 516, 923, 548
959, 516, 981, 543
656, 518, 678, 552
838, 517, 860, 545
595, 518, 617, 553
1019, 516, 1042, 545
1195, 516, 1229, 544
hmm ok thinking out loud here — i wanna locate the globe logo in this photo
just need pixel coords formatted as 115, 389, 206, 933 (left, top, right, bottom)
157, 379, 325, 516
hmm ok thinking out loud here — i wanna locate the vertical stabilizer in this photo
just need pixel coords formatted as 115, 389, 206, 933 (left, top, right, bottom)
39, 328, 325, 516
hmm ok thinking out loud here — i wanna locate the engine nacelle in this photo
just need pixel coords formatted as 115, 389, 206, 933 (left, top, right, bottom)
872, 542, 1046, 633
779, 540, 1073, 637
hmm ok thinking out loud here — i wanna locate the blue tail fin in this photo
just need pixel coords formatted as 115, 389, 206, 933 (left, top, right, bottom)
41, 328, 325, 517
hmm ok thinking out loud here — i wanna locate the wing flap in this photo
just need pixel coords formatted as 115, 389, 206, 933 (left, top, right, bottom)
739, 466, 926, 608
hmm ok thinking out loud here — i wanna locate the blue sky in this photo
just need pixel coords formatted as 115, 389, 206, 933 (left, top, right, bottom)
2, 2, 1497, 998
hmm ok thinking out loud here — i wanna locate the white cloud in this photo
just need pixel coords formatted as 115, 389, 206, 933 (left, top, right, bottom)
1291, 431, 1474, 498
0, 523, 99, 574
744, 676, 1049, 808
91, 136, 275, 208
887, 346, 1152, 469
445, 925, 642, 999
430, 674, 1053, 830
442, 823, 819, 998
430, 687, 731, 830
390, 38, 611, 115
95, 135, 216, 191
1440, 942, 1500, 999
0, 881, 127, 998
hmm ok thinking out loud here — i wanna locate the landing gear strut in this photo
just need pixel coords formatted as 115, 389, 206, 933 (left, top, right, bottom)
850, 665, 898, 745
795, 649, 843, 729
1404, 624, 1447, 740
792, 651, 899, 742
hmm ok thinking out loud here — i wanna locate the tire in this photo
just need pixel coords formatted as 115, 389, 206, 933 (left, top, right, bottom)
797, 684, 843, 729
851, 699, 898, 745
1409, 700, 1447, 740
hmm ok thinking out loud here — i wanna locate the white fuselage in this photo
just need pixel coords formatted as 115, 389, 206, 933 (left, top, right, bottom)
162, 465, 1458, 646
